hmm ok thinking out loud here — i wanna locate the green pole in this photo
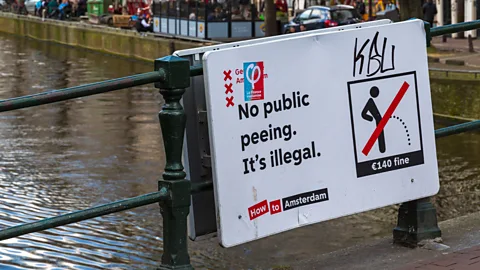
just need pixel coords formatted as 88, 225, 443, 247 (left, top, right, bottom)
155, 56, 193, 270
424, 21, 431, 47
393, 197, 441, 246
0, 71, 164, 112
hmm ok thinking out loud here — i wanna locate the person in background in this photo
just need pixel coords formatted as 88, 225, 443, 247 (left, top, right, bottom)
76, 0, 86, 16
207, 6, 225, 21
129, 8, 141, 28
231, 7, 244, 20
275, 0, 288, 34
130, 9, 142, 21
385, 0, 396, 11
362, 0, 370, 20
58, 0, 70, 20
47, 0, 58, 18
243, 5, 252, 20
355, 0, 366, 21
189, 8, 196, 20
35, 0, 42, 16
374, 0, 384, 16
422, 0, 437, 26
41, 0, 48, 20
300, 23, 306, 31
135, 12, 153, 32
238, 0, 249, 18
17, 0, 27, 14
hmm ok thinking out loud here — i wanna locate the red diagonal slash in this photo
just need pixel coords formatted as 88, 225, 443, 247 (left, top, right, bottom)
362, 81, 410, 156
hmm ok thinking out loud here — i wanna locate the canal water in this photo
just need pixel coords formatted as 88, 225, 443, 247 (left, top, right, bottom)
0, 32, 478, 270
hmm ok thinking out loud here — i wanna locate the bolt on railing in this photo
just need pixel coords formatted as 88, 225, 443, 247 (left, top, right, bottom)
0, 21, 478, 269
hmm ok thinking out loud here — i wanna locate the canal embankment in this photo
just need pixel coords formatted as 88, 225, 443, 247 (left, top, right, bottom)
0, 12, 212, 62
0, 12, 478, 123
0, 19, 479, 270
1, 12, 479, 70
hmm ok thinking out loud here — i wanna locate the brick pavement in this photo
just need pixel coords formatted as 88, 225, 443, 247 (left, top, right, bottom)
397, 246, 480, 270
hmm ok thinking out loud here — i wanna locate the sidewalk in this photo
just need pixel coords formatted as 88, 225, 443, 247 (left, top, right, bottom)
431, 36, 480, 53
397, 246, 480, 270
289, 211, 480, 270
429, 37, 480, 69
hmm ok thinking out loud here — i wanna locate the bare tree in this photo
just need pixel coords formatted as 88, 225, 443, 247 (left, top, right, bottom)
398, 0, 423, 21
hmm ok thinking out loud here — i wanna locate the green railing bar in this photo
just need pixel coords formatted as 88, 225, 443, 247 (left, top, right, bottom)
435, 119, 480, 138
0, 181, 214, 242
0, 64, 203, 113
190, 65, 203, 77
190, 181, 213, 193
0, 71, 165, 113
0, 188, 168, 241
431, 20, 480, 37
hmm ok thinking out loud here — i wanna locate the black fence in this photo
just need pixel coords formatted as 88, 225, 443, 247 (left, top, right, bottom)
151, 0, 266, 39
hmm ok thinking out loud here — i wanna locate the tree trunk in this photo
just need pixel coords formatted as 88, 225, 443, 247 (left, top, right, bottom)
265, 0, 277, 36
398, 0, 423, 21
457, 0, 464, 38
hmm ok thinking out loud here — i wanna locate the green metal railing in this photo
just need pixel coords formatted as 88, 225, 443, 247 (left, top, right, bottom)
430, 20, 480, 37
0, 21, 478, 268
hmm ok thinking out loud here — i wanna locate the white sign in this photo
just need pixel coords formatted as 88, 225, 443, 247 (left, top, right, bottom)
175, 19, 393, 241
202, 19, 439, 248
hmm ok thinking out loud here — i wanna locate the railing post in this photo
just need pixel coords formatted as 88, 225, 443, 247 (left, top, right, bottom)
468, 34, 475, 52
155, 55, 193, 270
424, 21, 432, 47
393, 197, 442, 247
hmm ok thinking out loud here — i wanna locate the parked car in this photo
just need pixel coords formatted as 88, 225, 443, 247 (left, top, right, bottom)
376, 9, 400, 22
283, 5, 362, 34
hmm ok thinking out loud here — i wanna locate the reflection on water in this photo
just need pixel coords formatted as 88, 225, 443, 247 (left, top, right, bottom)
430, 80, 480, 220
431, 79, 480, 119
0, 33, 478, 269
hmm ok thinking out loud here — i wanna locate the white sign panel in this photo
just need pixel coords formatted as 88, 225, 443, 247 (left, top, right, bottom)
175, 19, 393, 241
202, 19, 439, 248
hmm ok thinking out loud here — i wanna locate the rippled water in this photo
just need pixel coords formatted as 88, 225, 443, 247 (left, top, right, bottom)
0, 33, 479, 270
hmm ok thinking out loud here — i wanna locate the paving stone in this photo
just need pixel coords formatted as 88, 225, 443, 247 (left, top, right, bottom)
399, 246, 480, 270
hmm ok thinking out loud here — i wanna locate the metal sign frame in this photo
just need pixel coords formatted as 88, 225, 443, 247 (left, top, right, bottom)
173, 19, 394, 240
